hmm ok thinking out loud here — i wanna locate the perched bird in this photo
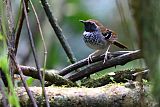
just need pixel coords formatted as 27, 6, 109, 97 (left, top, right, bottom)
80, 19, 127, 64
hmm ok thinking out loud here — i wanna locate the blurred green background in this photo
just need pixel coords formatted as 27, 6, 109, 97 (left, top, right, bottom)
1, 0, 144, 77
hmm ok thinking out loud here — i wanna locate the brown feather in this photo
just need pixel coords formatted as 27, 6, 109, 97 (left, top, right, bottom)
87, 19, 127, 49
113, 41, 127, 49
87, 19, 118, 39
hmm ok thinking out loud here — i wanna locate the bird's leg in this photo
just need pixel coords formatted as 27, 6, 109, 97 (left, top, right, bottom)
87, 50, 106, 64
103, 44, 111, 64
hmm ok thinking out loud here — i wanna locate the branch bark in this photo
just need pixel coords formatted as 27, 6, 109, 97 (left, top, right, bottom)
59, 51, 133, 76
68, 50, 142, 81
12, 50, 142, 86
40, 0, 77, 64
1, 83, 156, 107
16, 65, 75, 87
82, 68, 149, 87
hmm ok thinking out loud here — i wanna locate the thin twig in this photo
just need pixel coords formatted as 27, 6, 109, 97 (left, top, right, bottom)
5, 0, 15, 83
29, 0, 48, 105
0, 81, 8, 107
0, 69, 9, 107
15, 0, 29, 54
9, 54, 38, 107
40, 0, 77, 64
59, 51, 135, 76
0, 17, 2, 32
4, 1, 21, 106
22, 0, 50, 107
67, 50, 142, 81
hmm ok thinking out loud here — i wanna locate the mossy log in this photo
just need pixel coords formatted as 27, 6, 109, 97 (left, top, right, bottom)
0, 82, 156, 107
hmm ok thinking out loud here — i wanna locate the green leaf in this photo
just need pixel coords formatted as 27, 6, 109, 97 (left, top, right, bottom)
0, 33, 4, 40
0, 54, 9, 74
26, 77, 34, 86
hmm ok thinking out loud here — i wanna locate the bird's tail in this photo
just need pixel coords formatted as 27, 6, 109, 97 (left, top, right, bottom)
113, 41, 127, 49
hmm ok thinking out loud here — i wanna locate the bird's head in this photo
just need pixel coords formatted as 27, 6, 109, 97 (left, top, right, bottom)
80, 20, 99, 32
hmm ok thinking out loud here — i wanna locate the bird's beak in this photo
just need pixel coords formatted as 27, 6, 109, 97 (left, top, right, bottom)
79, 20, 86, 23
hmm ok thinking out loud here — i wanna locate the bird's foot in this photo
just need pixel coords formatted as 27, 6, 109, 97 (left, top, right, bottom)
87, 54, 93, 64
103, 51, 108, 64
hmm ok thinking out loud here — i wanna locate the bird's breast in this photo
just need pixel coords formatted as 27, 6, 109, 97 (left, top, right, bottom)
83, 31, 109, 49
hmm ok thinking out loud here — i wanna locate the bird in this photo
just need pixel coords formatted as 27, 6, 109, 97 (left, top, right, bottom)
80, 19, 127, 64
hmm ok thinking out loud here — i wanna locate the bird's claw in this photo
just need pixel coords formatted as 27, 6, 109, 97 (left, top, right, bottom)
103, 56, 107, 64
103, 52, 108, 64
87, 54, 93, 64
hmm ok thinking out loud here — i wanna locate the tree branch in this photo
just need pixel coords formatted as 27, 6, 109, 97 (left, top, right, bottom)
59, 51, 137, 76
67, 50, 142, 81
82, 68, 149, 87
40, 0, 77, 64
22, 0, 49, 106
13, 50, 142, 87
15, 0, 29, 55
16, 65, 75, 87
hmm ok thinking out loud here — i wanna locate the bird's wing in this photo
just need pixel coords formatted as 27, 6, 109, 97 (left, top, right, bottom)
102, 29, 118, 41
113, 41, 127, 49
